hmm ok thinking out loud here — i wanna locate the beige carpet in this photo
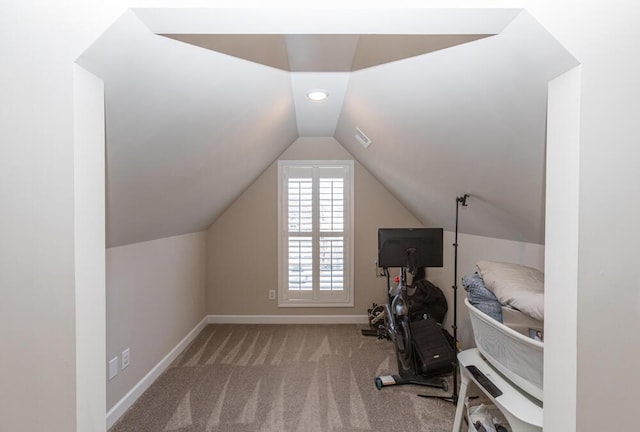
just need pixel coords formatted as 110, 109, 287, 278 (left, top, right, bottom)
109, 324, 456, 432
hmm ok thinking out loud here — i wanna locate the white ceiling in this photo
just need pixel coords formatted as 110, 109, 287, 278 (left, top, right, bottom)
289, 72, 351, 136
77, 8, 577, 247
160, 32, 491, 137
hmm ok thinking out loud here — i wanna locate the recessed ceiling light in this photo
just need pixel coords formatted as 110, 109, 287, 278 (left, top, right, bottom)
307, 89, 328, 101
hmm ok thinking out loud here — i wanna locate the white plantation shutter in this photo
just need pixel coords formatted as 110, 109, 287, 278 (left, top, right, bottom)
318, 169, 345, 292
319, 237, 343, 290
287, 237, 312, 291
319, 177, 344, 232
278, 161, 353, 306
288, 177, 312, 233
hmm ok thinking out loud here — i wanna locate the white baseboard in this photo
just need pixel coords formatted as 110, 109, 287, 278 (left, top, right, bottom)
207, 314, 369, 324
105, 315, 208, 429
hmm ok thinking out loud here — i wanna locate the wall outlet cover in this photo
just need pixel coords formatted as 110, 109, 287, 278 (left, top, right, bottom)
108, 357, 118, 380
268, 289, 276, 300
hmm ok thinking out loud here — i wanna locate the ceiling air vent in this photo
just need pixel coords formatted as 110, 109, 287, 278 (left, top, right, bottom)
355, 127, 371, 148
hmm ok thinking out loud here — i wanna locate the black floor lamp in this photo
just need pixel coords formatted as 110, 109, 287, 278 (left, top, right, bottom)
420, 193, 469, 405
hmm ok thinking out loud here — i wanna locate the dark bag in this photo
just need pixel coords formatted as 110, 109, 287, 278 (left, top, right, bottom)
407, 279, 448, 324
410, 318, 455, 376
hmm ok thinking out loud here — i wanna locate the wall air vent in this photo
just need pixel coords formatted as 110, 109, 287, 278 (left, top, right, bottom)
355, 127, 371, 148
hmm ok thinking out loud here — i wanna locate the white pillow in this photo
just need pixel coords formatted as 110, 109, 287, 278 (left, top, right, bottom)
476, 260, 544, 321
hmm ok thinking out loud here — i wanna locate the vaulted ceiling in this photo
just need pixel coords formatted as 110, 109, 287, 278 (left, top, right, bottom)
77, 8, 577, 248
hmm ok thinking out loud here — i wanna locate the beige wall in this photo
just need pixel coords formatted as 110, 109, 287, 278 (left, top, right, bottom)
207, 137, 422, 315
206, 136, 546, 340
106, 231, 207, 410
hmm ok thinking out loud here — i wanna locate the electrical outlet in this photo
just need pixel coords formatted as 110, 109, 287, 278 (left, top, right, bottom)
108, 357, 118, 380
122, 348, 130, 370
268, 289, 276, 300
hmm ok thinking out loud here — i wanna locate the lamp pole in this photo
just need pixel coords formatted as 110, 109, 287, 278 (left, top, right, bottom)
451, 194, 469, 403
418, 193, 469, 404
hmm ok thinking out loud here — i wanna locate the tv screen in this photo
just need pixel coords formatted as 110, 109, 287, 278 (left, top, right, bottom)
377, 228, 443, 269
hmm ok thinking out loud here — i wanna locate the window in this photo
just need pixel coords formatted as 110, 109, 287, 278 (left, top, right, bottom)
277, 160, 354, 307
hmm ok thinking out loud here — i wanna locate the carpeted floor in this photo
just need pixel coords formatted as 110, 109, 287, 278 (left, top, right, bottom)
109, 324, 457, 432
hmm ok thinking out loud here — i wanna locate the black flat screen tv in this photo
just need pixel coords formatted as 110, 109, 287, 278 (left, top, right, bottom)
377, 228, 444, 269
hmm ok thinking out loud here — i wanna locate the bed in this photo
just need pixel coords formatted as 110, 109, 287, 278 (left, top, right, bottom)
463, 261, 544, 402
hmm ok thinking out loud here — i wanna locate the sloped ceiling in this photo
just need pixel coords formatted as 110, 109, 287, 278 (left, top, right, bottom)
78, 11, 299, 247
335, 11, 578, 244
162, 34, 490, 72
78, 8, 577, 247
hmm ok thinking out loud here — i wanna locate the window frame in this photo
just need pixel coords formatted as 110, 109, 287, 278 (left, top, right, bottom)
277, 160, 354, 307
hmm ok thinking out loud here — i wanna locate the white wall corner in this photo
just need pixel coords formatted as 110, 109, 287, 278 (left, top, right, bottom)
544, 64, 581, 432
74, 63, 106, 432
